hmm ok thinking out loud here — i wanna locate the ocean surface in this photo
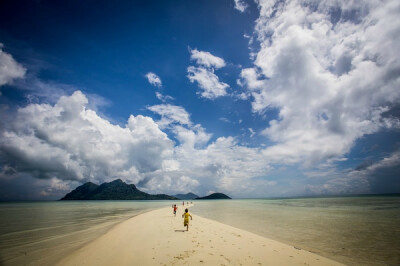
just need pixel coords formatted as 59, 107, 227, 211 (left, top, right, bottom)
0, 201, 171, 266
191, 196, 400, 266
0, 197, 399, 266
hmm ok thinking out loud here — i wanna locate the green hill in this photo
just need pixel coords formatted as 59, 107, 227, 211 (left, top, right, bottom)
61, 179, 177, 200
195, 193, 231, 200
173, 192, 199, 200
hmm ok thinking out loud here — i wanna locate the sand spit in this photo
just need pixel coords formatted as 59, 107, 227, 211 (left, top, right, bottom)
57, 205, 343, 266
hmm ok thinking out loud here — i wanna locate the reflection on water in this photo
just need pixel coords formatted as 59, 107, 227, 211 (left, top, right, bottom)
0, 201, 172, 266
191, 196, 400, 266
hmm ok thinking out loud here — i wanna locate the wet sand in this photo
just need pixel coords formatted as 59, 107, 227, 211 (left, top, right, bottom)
57, 205, 343, 265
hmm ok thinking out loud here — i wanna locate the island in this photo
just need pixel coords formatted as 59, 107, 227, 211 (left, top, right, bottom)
60, 179, 178, 200
195, 193, 231, 200
173, 192, 199, 200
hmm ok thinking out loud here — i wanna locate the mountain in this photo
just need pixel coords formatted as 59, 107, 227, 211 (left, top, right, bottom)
61, 179, 178, 200
173, 192, 199, 200
195, 193, 231, 200
61, 182, 99, 200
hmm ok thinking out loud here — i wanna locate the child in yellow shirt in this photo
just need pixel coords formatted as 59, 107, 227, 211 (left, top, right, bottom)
182, 208, 193, 231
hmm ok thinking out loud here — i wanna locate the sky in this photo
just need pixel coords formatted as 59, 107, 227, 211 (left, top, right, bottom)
0, 0, 399, 200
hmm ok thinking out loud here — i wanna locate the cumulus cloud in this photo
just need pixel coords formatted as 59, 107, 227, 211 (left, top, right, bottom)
170, 136, 272, 195
190, 49, 226, 69
0, 91, 174, 187
2, 0, 399, 198
240, 0, 400, 166
0, 44, 26, 93
172, 124, 212, 149
187, 66, 229, 99
145, 72, 162, 87
147, 104, 191, 128
2, 88, 394, 199
1, 91, 272, 198
234, 0, 248, 13
187, 49, 229, 99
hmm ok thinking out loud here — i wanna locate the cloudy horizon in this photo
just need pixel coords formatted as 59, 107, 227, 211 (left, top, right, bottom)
0, 0, 399, 200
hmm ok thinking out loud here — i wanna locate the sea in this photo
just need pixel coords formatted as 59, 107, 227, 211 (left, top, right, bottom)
191, 196, 400, 266
0, 196, 399, 266
0, 201, 170, 266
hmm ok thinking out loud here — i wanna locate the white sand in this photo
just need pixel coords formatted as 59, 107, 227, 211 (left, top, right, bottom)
57, 204, 343, 265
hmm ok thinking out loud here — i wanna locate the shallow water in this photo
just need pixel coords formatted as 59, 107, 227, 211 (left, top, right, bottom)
191, 196, 400, 266
0, 201, 173, 266
1, 197, 399, 266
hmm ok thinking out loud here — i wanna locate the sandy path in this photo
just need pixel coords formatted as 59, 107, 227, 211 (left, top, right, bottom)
57, 204, 343, 265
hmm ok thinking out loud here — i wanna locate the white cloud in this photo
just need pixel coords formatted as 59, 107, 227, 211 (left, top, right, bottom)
187, 49, 230, 100
240, 0, 400, 166
175, 136, 271, 194
248, 128, 255, 137
2, 89, 391, 198
187, 66, 229, 99
172, 124, 212, 149
145, 72, 162, 87
147, 104, 191, 128
190, 49, 226, 69
0, 91, 174, 186
143, 174, 200, 194
2, 91, 260, 196
219, 117, 230, 123
234, 0, 248, 13
306, 150, 400, 195
155, 92, 174, 102
347, 151, 400, 190
0, 44, 26, 94
3, 1, 399, 199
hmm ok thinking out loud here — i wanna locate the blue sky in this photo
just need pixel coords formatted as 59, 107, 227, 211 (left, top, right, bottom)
0, 0, 399, 200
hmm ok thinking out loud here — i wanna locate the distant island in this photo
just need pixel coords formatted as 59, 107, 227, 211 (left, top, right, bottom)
60, 179, 178, 200
195, 193, 231, 200
173, 192, 199, 200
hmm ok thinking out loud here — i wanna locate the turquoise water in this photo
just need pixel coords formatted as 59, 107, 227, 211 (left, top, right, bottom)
191, 196, 400, 266
0, 201, 174, 266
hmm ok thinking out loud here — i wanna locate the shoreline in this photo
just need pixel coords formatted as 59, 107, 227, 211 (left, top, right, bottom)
0, 204, 164, 266
57, 205, 343, 266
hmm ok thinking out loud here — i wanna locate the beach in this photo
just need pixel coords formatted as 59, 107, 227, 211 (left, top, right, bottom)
57, 204, 342, 266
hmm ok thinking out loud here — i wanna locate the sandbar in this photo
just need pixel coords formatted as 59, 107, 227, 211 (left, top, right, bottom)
57, 205, 343, 265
